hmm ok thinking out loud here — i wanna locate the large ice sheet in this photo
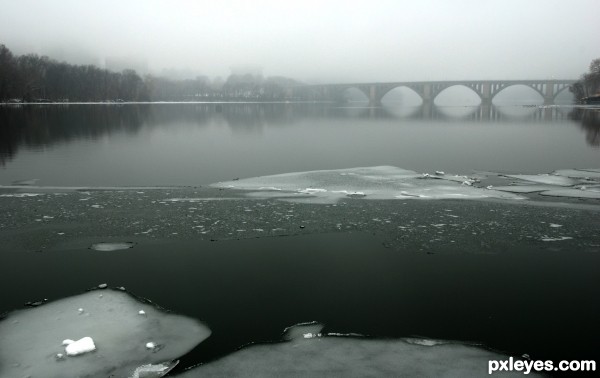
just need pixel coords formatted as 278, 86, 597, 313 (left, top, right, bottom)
0, 290, 211, 378
179, 326, 536, 377
212, 166, 522, 203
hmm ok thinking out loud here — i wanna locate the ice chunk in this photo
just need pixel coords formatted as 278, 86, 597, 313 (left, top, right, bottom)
503, 174, 577, 186
129, 360, 179, 378
0, 290, 210, 378
90, 242, 136, 251
0, 193, 44, 197
65, 336, 96, 356
177, 324, 535, 377
282, 322, 324, 341
541, 236, 573, 242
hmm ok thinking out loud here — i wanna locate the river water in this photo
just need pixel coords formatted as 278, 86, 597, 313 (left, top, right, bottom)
0, 103, 599, 377
1, 103, 599, 186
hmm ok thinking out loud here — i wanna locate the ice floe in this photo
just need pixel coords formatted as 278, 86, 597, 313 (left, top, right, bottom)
0, 290, 210, 378
212, 166, 523, 203
64, 337, 96, 356
178, 324, 535, 377
90, 242, 136, 251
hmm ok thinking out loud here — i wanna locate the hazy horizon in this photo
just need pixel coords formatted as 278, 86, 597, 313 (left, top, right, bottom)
1, 0, 599, 83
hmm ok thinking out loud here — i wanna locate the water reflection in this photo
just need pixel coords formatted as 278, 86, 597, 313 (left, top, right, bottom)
569, 107, 600, 147
0, 103, 600, 184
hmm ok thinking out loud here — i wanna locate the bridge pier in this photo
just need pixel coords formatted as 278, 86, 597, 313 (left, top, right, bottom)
368, 85, 382, 107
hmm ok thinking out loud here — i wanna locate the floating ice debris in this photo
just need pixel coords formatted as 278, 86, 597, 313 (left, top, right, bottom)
65, 336, 96, 356
178, 324, 534, 378
541, 236, 573, 242
129, 360, 179, 378
298, 188, 327, 194
402, 338, 448, 346
139, 310, 146, 315
0, 193, 44, 197
435, 171, 445, 176
549, 224, 562, 228
486, 185, 493, 189
503, 174, 577, 187
78, 308, 84, 313
283, 322, 324, 341
461, 180, 473, 186
62, 339, 75, 346
331, 190, 367, 197
0, 290, 210, 378
90, 242, 136, 251
146, 342, 156, 349
55, 353, 64, 360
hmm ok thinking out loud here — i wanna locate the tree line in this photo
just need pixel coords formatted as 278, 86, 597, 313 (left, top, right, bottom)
0, 44, 300, 102
570, 58, 600, 102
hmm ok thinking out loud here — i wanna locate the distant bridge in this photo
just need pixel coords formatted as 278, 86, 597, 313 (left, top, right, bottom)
292, 80, 576, 106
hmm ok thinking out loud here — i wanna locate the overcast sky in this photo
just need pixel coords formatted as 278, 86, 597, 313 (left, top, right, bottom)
0, 0, 598, 83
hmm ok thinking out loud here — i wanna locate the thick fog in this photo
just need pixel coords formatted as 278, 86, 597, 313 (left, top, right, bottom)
1, 0, 598, 82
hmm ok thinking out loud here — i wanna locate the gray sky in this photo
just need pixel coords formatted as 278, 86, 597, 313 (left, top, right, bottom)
0, 0, 598, 83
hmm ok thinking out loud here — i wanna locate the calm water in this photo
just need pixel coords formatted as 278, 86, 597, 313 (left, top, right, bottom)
1, 103, 599, 186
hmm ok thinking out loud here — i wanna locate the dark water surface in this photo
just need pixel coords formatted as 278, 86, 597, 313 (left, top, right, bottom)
1, 103, 599, 186
1, 231, 598, 374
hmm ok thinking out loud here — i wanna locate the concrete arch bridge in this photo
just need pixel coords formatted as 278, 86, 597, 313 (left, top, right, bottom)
294, 80, 575, 106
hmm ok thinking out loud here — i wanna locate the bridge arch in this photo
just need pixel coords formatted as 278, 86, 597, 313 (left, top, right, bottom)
433, 84, 482, 106
492, 84, 545, 105
339, 86, 370, 104
379, 85, 424, 106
